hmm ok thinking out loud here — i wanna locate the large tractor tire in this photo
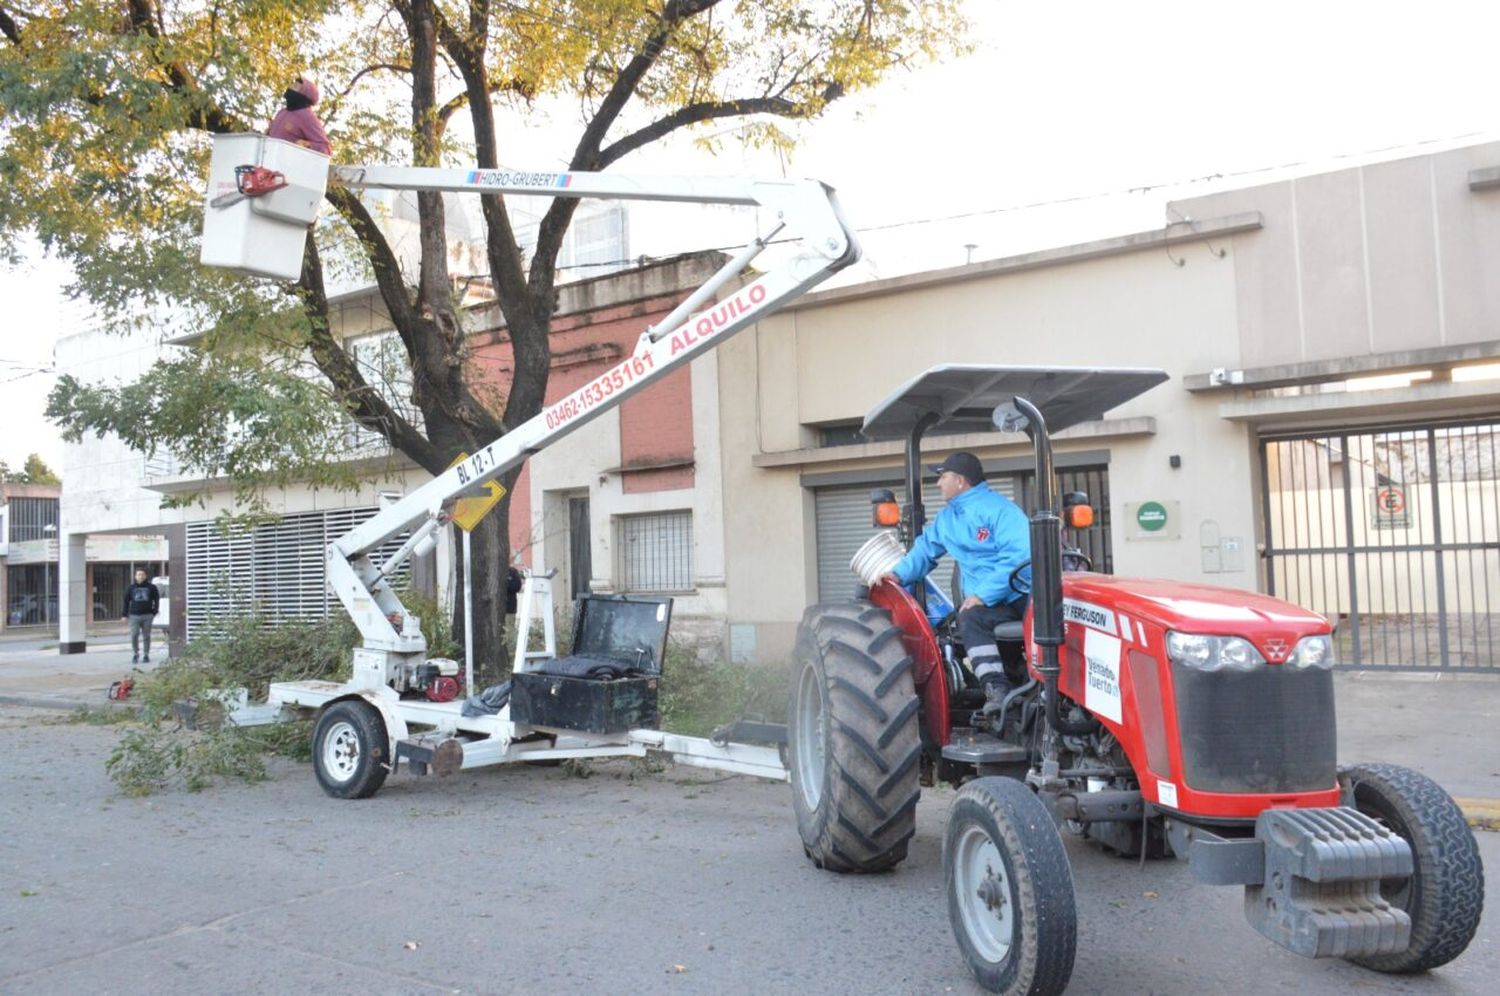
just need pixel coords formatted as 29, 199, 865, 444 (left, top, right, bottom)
1339, 763, 1484, 973
945, 777, 1077, 995
788, 601, 921, 873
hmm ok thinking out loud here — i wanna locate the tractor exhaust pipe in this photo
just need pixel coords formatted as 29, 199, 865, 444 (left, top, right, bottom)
1007, 397, 1096, 737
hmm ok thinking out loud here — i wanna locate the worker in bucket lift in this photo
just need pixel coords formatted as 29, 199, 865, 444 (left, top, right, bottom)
880, 451, 1031, 714
267, 77, 331, 155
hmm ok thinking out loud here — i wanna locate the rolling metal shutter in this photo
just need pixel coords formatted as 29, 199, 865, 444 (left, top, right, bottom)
814, 477, 1019, 603
186, 507, 410, 639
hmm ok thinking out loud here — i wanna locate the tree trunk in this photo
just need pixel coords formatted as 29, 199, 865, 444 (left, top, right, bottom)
449, 468, 523, 687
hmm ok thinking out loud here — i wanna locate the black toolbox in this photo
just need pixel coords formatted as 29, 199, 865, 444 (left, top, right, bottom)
510, 594, 672, 735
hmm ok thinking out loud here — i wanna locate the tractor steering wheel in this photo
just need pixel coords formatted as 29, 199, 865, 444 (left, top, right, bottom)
1009, 560, 1032, 598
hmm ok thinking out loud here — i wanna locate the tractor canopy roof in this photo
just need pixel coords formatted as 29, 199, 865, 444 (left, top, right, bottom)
859, 365, 1169, 441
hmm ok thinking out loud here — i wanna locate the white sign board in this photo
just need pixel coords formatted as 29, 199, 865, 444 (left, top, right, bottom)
1083, 627, 1124, 724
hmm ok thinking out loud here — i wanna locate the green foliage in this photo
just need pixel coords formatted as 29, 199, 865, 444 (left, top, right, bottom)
396, 585, 460, 660
137, 611, 357, 720
5, 0, 968, 511
105, 608, 356, 795
7, 0, 966, 687
659, 644, 789, 738
47, 354, 390, 515
0, 452, 60, 484
106, 728, 186, 797
66, 705, 136, 726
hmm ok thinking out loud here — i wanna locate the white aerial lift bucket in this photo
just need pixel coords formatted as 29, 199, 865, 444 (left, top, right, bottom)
199, 133, 330, 281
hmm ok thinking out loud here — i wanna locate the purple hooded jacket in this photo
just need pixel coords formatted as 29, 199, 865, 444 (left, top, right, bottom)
267, 78, 331, 155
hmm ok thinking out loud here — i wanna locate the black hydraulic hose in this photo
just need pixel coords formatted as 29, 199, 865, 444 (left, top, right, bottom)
1045, 673, 1099, 735
999, 676, 1036, 720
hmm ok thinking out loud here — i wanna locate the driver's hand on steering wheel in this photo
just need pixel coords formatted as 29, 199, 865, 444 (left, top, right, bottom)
877, 572, 902, 588
960, 594, 984, 612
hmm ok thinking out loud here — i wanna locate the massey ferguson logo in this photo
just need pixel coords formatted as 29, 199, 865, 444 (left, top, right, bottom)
976, 527, 991, 542
1263, 638, 1289, 662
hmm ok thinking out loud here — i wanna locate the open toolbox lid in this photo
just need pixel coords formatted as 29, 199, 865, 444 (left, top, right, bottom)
568, 595, 674, 674
860, 364, 1169, 442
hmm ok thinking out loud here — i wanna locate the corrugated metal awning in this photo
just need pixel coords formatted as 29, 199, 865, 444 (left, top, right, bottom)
860, 365, 1168, 441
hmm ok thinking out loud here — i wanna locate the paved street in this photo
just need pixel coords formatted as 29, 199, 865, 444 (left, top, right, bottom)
0, 688, 1495, 994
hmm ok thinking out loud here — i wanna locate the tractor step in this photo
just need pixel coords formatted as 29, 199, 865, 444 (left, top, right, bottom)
1245, 806, 1413, 959
941, 728, 1027, 766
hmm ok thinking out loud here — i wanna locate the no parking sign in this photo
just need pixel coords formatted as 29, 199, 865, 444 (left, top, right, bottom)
1372, 484, 1410, 528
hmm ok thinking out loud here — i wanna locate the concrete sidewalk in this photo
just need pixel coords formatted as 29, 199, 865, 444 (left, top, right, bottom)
1, 638, 1495, 824
0, 633, 159, 711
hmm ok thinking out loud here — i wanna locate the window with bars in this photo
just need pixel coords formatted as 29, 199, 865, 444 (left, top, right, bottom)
5, 497, 59, 542
617, 510, 693, 593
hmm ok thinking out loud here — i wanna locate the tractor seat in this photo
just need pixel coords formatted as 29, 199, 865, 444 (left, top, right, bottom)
993, 620, 1025, 643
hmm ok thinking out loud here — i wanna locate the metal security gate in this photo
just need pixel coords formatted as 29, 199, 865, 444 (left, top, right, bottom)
1261, 421, 1500, 671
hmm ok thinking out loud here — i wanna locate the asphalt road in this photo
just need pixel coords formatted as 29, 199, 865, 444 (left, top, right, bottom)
0, 706, 1493, 995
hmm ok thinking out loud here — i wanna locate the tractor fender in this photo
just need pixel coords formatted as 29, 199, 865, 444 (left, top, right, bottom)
870, 580, 950, 747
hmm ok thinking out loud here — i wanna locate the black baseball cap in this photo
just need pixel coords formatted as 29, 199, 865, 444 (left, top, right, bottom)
928, 451, 983, 485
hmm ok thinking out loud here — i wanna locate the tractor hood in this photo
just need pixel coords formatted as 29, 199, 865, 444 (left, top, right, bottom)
860, 365, 1169, 441
1064, 574, 1331, 639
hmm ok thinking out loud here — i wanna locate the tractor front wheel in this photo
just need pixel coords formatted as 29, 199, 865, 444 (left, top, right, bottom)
788, 601, 921, 873
945, 777, 1077, 994
1340, 762, 1484, 973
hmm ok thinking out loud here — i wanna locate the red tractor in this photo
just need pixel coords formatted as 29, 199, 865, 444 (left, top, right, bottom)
787, 366, 1484, 994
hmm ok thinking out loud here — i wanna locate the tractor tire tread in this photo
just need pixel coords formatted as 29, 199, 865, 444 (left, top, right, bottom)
945, 777, 1077, 994
790, 600, 922, 874
1341, 762, 1484, 973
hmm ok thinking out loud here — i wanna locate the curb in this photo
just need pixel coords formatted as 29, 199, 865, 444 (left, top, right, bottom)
1455, 797, 1500, 832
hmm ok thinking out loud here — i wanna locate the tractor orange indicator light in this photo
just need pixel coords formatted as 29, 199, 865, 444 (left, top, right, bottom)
1066, 504, 1094, 529
874, 502, 902, 527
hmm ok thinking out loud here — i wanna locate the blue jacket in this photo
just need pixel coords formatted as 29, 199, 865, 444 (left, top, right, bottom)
891, 482, 1031, 606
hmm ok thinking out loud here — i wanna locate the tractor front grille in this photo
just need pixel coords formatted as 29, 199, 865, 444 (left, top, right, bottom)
1172, 664, 1336, 794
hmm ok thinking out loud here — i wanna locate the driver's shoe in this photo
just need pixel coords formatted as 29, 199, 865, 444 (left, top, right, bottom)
980, 676, 1011, 717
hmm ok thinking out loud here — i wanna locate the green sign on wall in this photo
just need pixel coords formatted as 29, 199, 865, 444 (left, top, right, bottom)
1136, 500, 1169, 532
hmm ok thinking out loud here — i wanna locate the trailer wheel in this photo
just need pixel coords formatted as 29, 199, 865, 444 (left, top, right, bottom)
313, 700, 390, 799
1340, 763, 1484, 973
788, 601, 921, 873
945, 777, 1077, 994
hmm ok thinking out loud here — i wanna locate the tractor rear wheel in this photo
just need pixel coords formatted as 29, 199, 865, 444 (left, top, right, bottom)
788, 601, 921, 873
1340, 763, 1484, 973
945, 777, 1077, 994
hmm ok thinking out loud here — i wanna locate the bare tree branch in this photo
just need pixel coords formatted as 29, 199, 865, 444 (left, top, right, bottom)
297, 239, 444, 474
599, 93, 834, 169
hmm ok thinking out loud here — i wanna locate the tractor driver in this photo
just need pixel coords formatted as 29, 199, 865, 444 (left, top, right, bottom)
879, 451, 1031, 714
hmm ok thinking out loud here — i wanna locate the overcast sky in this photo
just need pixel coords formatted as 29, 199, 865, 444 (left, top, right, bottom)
3, 0, 1498, 472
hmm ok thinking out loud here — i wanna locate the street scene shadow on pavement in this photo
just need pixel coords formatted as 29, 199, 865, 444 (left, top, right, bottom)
0, 658, 1494, 994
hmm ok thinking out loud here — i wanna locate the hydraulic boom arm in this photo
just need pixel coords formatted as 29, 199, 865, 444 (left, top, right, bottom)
253, 164, 861, 662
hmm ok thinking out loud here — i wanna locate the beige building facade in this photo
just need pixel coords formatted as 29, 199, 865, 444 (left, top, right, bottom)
618, 140, 1500, 667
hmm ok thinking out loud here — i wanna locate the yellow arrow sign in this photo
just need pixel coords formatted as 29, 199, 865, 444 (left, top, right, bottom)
448, 452, 507, 533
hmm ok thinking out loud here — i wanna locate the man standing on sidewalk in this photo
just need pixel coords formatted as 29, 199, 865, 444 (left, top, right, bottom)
122, 570, 160, 664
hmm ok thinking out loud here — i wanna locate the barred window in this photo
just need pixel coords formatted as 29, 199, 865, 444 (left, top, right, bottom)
6, 497, 59, 542
617, 511, 692, 593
